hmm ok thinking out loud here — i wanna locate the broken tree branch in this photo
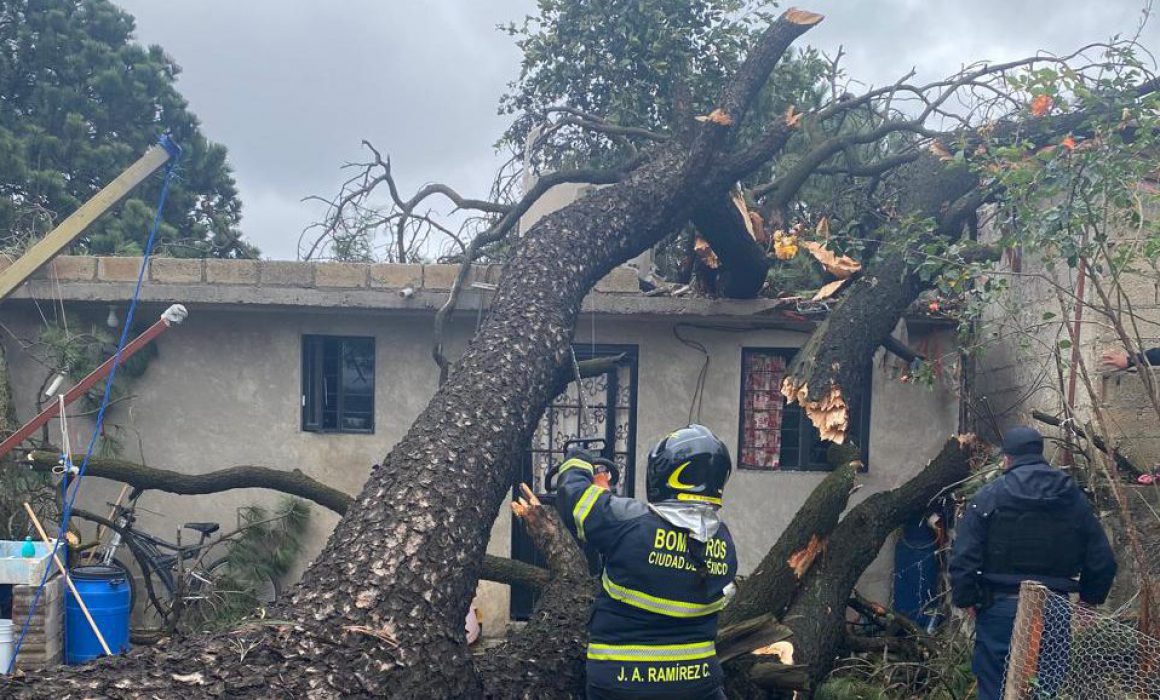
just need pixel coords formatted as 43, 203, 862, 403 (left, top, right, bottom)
477, 487, 595, 697
1031, 410, 1143, 478
781, 435, 981, 687
722, 444, 860, 625
26, 451, 353, 514
24, 451, 551, 591
691, 192, 771, 298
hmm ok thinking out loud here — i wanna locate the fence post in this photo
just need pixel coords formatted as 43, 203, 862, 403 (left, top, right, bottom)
1003, 582, 1046, 699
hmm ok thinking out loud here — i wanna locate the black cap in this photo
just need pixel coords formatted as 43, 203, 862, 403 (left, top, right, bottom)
1002, 426, 1044, 456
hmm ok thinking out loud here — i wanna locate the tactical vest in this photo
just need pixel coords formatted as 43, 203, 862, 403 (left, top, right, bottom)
983, 507, 1084, 579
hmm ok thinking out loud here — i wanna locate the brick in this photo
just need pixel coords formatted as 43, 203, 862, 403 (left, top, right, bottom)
260, 260, 314, 287
11, 577, 64, 669
206, 259, 259, 285
315, 262, 369, 288
98, 256, 145, 282
49, 256, 97, 281
150, 258, 204, 284
421, 264, 502, 291
595, 266, 640, 294
422, 264, 460, 290
370, 263, 422, 289
469, 263, 504, 286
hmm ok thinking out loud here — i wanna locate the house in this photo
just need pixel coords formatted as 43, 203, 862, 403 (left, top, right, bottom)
0, 248, 961, 632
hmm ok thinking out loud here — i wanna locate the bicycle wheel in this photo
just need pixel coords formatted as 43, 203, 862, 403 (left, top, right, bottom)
179, 558, 280, 633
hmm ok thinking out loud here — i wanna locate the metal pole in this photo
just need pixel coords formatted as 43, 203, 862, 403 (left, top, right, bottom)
0, 305, 187, 460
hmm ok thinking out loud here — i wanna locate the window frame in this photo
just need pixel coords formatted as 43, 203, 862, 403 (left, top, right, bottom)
737, 347, 871, 472
301, 334, 376, 435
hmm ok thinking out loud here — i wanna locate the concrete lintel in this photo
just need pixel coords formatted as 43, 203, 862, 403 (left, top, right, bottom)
6, 279, 801, 321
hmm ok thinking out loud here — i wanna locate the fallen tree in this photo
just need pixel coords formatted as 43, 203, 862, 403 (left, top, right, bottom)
5, 10, 832, 697
2, 4, 1153, 697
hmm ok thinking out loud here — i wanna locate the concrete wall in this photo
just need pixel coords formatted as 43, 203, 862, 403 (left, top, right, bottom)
973, 203, 1160, 467
2, 295, 960, 634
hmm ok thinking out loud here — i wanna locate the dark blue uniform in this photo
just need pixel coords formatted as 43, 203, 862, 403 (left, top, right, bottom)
949, 451, 1117, 700
555, 458, 738, 699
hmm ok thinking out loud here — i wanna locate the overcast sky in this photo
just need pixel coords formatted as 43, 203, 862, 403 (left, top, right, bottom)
114, 0, 1158, 260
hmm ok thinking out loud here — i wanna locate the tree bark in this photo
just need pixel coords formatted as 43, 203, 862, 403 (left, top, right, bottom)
780, 435, 981, 689
691, 192, 770, 298
476, 493, 595, 699
2, 11, 822, 698
722, 445, 859, 625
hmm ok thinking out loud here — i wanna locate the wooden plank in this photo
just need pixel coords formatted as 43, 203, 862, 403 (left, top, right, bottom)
0, 143, 172, 301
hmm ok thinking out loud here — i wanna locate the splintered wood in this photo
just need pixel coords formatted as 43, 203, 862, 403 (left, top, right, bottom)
786, 534, 825, 579
783, 8, 825, 26
694, 235, 721, 269
751, 640, 795, 665
694, 108, 733, 126
510, 482, 541, 519
782, 378, 849, 443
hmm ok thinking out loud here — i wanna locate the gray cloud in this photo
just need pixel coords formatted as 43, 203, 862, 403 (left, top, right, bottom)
116, 0, 1157, 259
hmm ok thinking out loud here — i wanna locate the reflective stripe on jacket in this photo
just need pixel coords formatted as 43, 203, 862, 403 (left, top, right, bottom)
555, 461, 737, 694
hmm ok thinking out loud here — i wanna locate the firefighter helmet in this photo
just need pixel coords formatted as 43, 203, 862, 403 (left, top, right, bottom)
646, 424, 732, 505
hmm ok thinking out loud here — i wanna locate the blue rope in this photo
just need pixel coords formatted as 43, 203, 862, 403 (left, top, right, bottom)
7, 136, 182, 671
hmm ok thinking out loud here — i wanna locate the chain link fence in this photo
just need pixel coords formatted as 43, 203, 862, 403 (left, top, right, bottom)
1002, 581, 1160, 699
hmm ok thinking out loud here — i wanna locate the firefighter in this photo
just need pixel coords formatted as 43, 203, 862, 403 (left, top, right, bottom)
554, 424, 738, 700
949, 426, 1117, 700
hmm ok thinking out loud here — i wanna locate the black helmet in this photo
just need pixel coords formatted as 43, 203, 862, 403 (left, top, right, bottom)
646, 424, 732, 505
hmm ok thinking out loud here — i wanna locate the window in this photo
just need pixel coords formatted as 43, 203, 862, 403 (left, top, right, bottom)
302, 335, 375, 434
738, 348, 869, 471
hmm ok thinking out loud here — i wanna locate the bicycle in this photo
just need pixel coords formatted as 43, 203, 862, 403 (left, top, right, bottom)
68, 486, 281, 641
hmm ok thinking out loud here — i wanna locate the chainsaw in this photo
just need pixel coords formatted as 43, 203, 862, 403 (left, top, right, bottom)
542, 437, 621, 497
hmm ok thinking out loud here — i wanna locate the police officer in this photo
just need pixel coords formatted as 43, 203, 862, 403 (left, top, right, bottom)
949, 426, 1117, 700
555, 425, 738, 700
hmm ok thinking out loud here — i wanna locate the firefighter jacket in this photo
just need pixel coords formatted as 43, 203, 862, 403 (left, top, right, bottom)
949, 454, 1117, 608
555, 458, 738, 698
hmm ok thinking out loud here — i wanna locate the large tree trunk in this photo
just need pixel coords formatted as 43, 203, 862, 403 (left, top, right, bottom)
778, 435, 981, 690
722, 445, 859, 625
2, 11, 822, 699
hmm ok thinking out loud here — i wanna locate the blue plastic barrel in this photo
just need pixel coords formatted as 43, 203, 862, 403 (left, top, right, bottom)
65, 565, 131, 664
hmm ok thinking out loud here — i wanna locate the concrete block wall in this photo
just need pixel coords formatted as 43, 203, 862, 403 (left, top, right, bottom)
15, 256, 643, 295
973, 204, 1160, 463
10, 576, 64, 669
1100, 369, 1160, 468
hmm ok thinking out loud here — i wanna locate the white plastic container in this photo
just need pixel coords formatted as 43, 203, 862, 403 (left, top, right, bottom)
0, 618, 14, 675
0, 540, 58, 586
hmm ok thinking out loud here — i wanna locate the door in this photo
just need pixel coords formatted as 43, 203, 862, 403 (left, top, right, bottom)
510, 344, 638, 620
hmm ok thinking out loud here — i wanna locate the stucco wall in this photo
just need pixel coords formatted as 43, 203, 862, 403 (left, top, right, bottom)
3, 299, 959, 635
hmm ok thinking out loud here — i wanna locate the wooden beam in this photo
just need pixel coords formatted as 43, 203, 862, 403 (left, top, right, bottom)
0, 140, 177, 301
